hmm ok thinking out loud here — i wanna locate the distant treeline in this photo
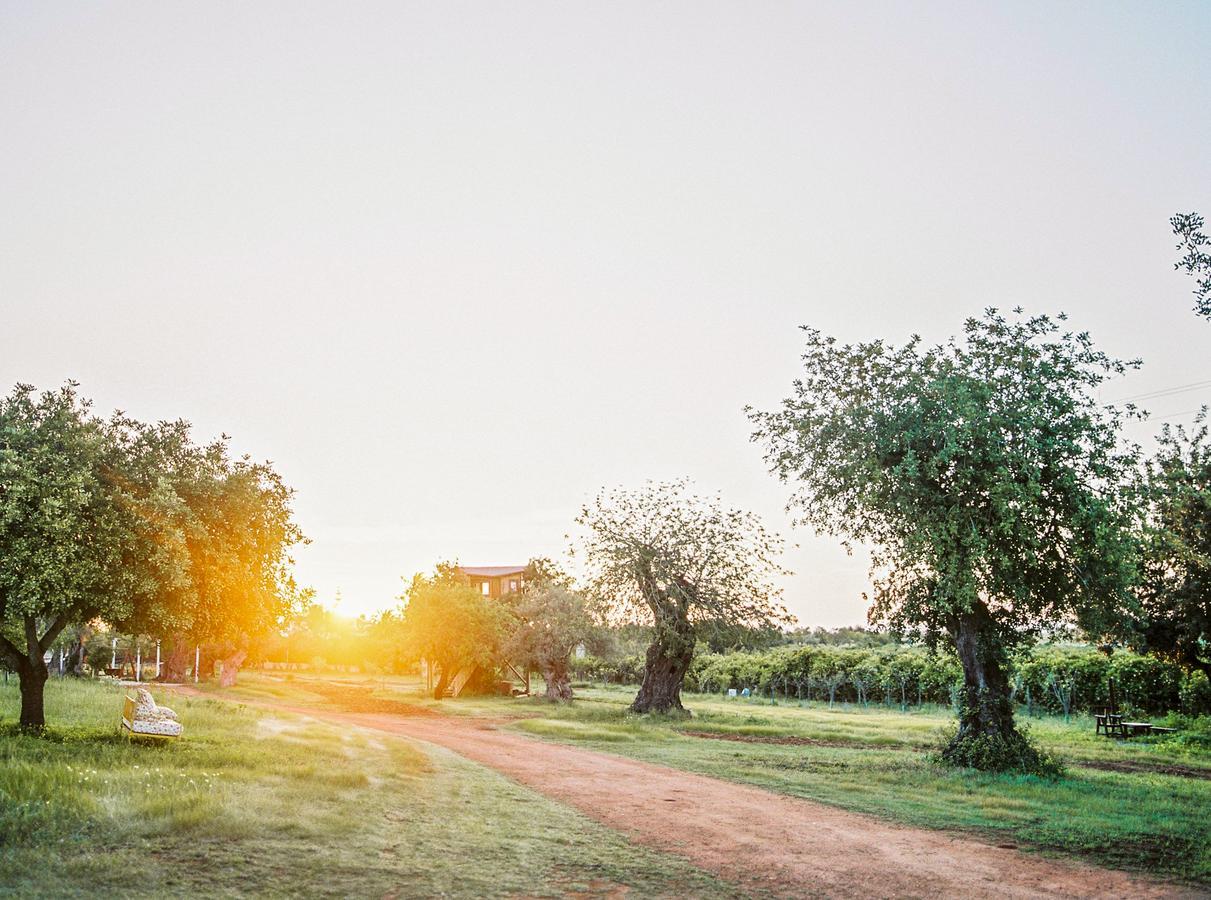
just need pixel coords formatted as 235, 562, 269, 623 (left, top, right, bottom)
573, 643, 1211, 717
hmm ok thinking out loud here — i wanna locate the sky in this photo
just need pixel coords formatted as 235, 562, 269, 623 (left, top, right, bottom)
3, 2, 1210, 625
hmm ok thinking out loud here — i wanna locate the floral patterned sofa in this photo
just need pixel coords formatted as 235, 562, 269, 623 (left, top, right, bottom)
121, 688, 184, 738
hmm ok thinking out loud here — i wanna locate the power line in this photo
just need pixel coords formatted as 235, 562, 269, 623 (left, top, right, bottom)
1150, 407, 1207, 423
1106, 378, 1211, 405
1124, 406, 1207, 425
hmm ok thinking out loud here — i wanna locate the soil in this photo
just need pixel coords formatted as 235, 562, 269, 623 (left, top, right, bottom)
168, 685, 1205, 899
298, 681, 439, 717
1077, 759, 1211, 781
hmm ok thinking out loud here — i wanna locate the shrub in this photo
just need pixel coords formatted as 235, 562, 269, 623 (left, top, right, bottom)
935, 722, 1064, 776
1180, 670, 1211, 716
585, 639, 1197, 718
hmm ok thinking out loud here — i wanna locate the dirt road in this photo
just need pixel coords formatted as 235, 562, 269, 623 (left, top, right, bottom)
171, 687, 1203, 899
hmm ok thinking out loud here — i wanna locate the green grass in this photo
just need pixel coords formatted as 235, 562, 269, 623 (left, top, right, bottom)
311, 674, 1210, 885
0, 677, 733, 898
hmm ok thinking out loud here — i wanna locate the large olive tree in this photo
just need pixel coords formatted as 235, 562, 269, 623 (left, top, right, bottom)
749, 310, 1139, 771
573, 480, 787, 714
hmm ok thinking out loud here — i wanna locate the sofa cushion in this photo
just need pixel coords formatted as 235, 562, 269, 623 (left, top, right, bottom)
129, 718, 183, 737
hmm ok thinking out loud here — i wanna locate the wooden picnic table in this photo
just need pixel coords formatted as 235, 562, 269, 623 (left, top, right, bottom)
1121, 721, 1154, 737
1095, 713, 1177, 739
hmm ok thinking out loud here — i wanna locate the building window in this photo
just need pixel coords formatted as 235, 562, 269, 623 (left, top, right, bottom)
508, 579, 518, 592
481, 581, 490, 596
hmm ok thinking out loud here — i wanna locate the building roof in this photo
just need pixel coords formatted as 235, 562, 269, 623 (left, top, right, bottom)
458, 565, 527, 577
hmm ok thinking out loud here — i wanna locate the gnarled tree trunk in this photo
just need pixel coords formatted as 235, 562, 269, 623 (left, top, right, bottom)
543, 658, 573, 702
942, 601, 1044, 771
159, 636, 192, 682
630, 617, 694, 714
218, 649, 247, 687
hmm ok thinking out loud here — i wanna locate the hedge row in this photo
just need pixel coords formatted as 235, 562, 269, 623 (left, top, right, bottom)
572, 645, 1211, 716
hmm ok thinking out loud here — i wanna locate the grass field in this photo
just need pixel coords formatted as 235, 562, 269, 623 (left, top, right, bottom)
0, 677, 731, 898
212, 671, 1211, 886
6, 672, 1209, 895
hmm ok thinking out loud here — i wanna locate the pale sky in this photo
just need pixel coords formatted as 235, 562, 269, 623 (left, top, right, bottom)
3, 2, 1210, 625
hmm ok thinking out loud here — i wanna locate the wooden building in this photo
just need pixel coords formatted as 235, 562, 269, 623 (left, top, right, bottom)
458, 565, 526, 599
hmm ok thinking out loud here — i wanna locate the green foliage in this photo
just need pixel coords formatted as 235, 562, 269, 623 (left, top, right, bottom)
634, 642, 1203, 717
503, 578, 598, 700
1172, 211, 1211, 320
750, 308, 1142, 770
0, 384, 177, 669
750, 307, 1140, 650
570, 653, 645, 685
574, 480, 789, 635
1130, 411, 1211, 677
398, 563, 514, 696
936, 721, 1063, 777
785, 625, 897, 647
573, 480, 789, 711
1181, 671, 1211, 716
0, 383, 304, 724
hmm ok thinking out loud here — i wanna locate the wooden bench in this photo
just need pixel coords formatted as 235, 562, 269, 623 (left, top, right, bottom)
121, 694, 183, 739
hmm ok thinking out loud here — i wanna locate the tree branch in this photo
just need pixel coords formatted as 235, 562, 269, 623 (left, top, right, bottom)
39, 609, 85, 654
24, 616, 40, 665
0, 632, 25, 670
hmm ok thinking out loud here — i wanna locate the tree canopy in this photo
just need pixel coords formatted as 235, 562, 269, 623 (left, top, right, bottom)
749, 309, 1140, 771
398, 563, 514, 699
503, 567, 598, 702
0, 382, 305, 728
573, 480, 788, 713
1131, 413, 1211, 676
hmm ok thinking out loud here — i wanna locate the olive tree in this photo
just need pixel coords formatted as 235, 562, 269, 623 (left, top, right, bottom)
504, 562, 598, 702
573, 480, 788, 714
749, 309, 1139, 771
